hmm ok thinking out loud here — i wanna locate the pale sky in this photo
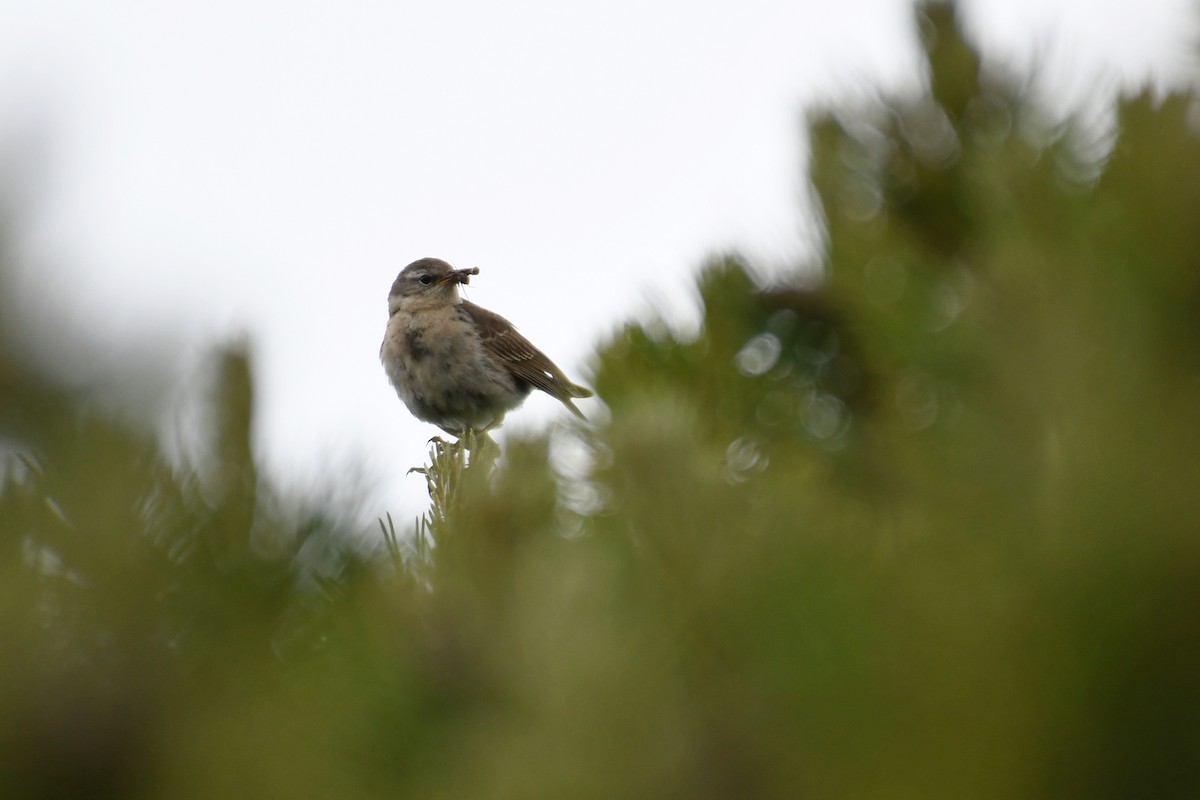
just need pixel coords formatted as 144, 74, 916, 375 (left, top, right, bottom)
0, 0, 1195, 523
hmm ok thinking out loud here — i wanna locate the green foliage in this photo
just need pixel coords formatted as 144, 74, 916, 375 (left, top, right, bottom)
2, 3, 1199, 797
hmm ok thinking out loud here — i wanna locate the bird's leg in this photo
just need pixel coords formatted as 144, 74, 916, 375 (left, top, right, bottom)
462, 428, 497, 470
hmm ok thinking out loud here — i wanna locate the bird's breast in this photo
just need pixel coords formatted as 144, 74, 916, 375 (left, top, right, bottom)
384, 308, 467, 372
381, 306, 510, 395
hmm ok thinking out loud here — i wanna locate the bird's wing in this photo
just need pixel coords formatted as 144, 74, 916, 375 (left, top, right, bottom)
458, 301, 592, 416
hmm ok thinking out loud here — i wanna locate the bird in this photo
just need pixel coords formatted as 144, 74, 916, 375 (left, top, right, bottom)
380, 257, 593, 437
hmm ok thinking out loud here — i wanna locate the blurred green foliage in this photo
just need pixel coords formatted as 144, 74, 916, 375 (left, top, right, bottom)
2, 3, 1199, 797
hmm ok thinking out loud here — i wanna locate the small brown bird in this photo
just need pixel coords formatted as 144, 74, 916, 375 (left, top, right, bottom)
380, 257, 593, 436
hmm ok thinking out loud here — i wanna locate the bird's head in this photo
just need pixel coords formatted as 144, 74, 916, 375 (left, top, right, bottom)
388, 257, 480, 315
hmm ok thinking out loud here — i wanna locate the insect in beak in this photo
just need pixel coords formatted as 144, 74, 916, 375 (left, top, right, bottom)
439, 267, 480, 286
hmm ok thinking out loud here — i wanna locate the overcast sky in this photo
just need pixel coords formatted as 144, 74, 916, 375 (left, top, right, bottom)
1, 0, 1196, 523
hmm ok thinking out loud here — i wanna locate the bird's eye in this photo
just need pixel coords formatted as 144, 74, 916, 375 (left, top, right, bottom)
419, 275, 434, 285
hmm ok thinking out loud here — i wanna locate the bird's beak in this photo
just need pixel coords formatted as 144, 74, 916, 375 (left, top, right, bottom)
438, 267, 480, 286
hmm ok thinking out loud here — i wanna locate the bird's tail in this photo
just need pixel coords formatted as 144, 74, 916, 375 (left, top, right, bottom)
561, 382, 593, 419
